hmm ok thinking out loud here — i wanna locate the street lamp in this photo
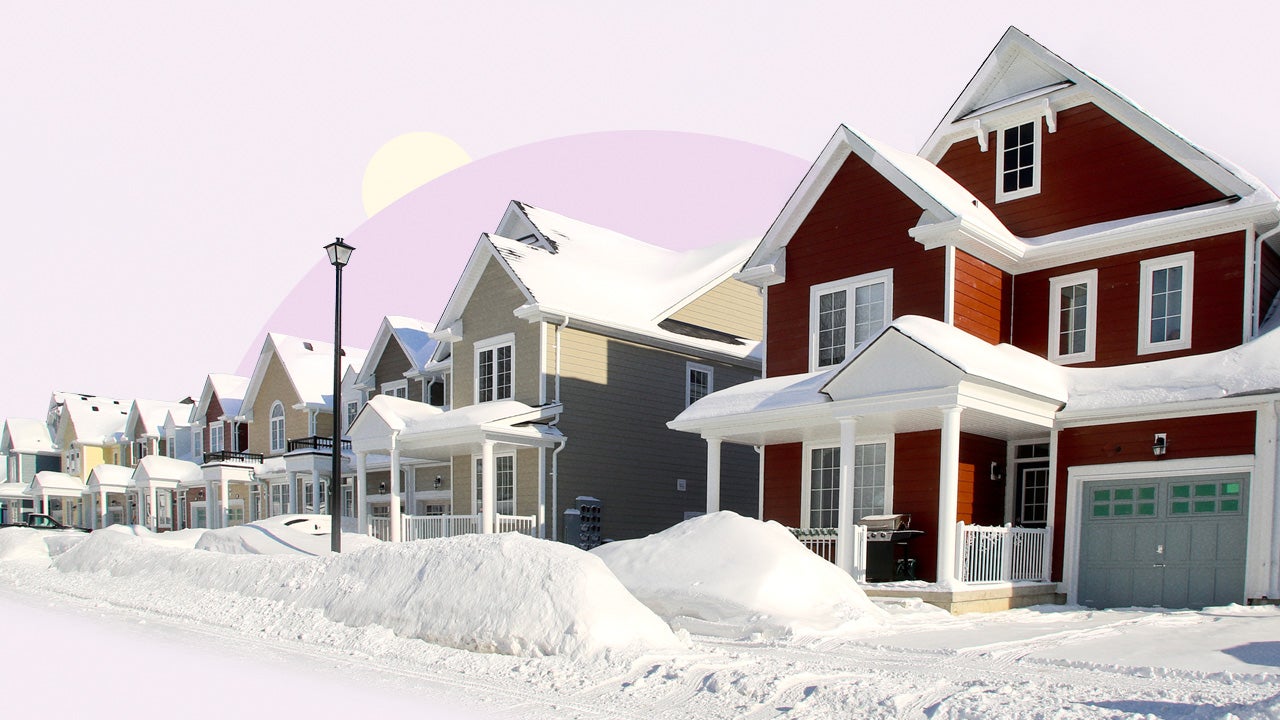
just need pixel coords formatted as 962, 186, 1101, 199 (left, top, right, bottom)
325, 237, 354, 552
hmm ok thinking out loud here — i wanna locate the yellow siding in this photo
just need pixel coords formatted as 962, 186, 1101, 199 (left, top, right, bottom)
247, 353, 311, 456
451, 448, 539, 517
667, 278, 763, 341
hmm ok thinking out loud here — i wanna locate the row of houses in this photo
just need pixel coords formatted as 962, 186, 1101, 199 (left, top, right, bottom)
4, 28, 1280, 613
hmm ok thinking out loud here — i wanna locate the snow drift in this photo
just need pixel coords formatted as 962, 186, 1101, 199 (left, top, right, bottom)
51, 528, 677, 657
196, 514, 379, 556
592, 511, 884, 637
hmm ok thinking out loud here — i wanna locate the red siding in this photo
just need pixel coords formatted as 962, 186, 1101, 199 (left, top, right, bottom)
762, 443, 802, 526
1052, 411, 1258, 579
936, 103, 1226, 238
953, 250, 1011, 344
892, 432, 941, 580
204, 396, 223, 453
1012, 231, 1247, 365
766, 153, 947, 377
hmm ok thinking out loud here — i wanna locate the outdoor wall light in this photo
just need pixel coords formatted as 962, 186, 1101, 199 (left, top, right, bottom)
990, 461, 1004, 481
1153, 433, 1168, 456
434, 475, 442, 490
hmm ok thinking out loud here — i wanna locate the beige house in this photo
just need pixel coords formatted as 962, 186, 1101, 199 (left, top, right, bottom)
350, 201, 761, 543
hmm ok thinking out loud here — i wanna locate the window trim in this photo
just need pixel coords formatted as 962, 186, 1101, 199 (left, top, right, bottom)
995, 118, 1042, 203
345, 400, 360, 431
381, 379, 408, 399
474, 333, 515, 405
685, 362, 713, 408
269, 401, 286, 453
808, 270, 893, 372
208, 420, 224, 454
800, 436, 894, 530
472, 452, 516, 516
1138, 252, 1194, 355
1047, 269, 1098, 364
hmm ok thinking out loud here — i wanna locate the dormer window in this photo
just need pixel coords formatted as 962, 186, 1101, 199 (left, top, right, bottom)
996, 120, 1041, 202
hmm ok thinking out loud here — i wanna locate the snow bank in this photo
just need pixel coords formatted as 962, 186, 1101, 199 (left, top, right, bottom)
0, 528, 53, 565
592, 512, 884, 637
51, 528, 677, 658
196, 514, 379, 556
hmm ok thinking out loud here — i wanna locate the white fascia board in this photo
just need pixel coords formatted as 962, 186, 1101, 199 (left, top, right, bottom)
353, 319, 396, 390
733, 251, 786, 287
433, 237, 534, 337
924, 87, 1092, 163
1056, 394, 1277, 428
955, 381, 1060, 427
910, 218, 1026, 273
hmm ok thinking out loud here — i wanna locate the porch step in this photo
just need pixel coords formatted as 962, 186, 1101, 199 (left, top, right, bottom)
863, 582, 1064, 614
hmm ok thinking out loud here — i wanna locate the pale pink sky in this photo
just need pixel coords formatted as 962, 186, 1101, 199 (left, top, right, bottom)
3, 2, 1278, 421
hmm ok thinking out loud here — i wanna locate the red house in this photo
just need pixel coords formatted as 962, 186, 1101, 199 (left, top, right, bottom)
670, 27, 1280, 612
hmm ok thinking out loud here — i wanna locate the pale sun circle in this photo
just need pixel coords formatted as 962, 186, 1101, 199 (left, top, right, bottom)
362, 132, 471, 217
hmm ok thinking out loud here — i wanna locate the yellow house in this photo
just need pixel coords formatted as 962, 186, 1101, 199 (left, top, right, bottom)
46, 392, 130, 481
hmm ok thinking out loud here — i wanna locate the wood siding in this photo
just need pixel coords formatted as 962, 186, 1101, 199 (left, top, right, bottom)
450, 448, 539, 518
1012, 231, 1247, 365
554, 326, 758, 540
953, 249, 1011, 344
668, 278, 764, 341
935, 103, 1226, 238
762, 443, 802, 527
451, 259, 542, 409
766, 153, 948, 377
369, 342, 414, 397
1052, 411, 1258, 579
246, 354, 310, 456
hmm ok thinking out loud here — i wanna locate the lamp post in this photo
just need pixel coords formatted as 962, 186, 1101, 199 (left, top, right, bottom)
325, 237, 354, 552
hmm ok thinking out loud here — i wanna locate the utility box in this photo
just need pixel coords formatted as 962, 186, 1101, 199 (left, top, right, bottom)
564, 496, 603, 550
562, 508, 580, 546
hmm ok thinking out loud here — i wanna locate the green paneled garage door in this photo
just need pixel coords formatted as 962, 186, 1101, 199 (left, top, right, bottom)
1078, 473, 1249, 609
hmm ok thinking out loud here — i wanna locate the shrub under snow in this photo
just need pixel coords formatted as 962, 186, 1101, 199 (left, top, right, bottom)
592, 511, 883, 637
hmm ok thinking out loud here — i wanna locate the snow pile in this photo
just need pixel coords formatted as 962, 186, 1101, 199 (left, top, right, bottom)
0, 528, 54, 565
51, 528, 677, 658
196, 514, 379, 556
592, 512, 884, 637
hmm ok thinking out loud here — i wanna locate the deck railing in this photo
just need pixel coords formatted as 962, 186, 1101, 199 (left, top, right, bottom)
202, 450, 264, 465
368, 513, 538, 542
286, 436, 352, 453
958, 522, 1051, 584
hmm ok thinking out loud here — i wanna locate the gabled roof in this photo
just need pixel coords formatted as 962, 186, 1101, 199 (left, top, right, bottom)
921, 26, 1262, 200
739, 125, 1018, 283
54, 393, 130, 446
349, 395, 563, 454
193, 373, 250, 425
433, 201, 760, 362
1, 418, 56, 455
125, 399, 194, 440
32, 471, 85, 495
87, 463, 134, 491
355, 316, 440, 390
133, 455, 201, 487
241, 333, 368, 416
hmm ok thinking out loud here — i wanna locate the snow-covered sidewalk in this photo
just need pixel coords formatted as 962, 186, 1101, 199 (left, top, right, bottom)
2, 517, 1278, 719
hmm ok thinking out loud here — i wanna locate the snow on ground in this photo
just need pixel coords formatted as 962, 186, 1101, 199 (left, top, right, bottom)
592, 511, 883, 637
3, 519, 1280, 718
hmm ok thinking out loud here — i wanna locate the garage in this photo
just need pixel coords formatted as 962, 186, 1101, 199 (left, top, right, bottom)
1077, 472, 1249, 609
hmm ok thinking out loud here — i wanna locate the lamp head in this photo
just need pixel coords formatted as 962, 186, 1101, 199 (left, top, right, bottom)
325, 237, 355, 267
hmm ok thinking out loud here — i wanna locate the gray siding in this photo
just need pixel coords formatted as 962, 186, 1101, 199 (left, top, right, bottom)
450, 448, 540, 517
452, 260, 543, 409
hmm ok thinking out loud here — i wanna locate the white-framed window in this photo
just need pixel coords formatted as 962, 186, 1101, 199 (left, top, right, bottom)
269, 401, 286, 452
270, 483, 290, 516
381, 379, 408, 399
475, 334, 514, 404
1138, 252, 1194, 355
192, 427, 203, 461
1048, 269, 1098, 364
802, 438, 893, 529
208, 420, 224, 454
809, 270, 892, 371
166, 432, 176, 458
307, 411, 317, 437
345, 400, 359, 431
685, 362, 713, 407
473, 454, 515, 516
996, 119, 1041, 202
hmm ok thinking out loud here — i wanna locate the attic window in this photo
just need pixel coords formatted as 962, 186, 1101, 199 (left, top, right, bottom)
995, 120, 1041, 202
303, 342, 314, 351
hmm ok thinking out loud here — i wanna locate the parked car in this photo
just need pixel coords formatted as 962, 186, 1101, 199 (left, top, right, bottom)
0, 513, 89, 532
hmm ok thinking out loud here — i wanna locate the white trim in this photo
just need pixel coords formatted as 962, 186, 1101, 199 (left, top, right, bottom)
1048, 269, 1098, 364
380, 379, 409, 399
994, 118, 1042, 203
944, 246, 956, 325
208, 420, 225, 454
1137, 251, 1195, 355
1062, 454, 1255, 605
268, 401, 286, 453
470, 451, 516, 516
685, 362, 714, 408
800, 436, 894, 529
474, 333, 516, 405
808, 269, 893, 371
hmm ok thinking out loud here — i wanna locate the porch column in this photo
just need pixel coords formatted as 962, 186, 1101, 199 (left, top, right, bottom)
203, 480, 214, 528
99, 490, 108, 528
311, 470, 321, 513
41, 492, 48, 515
389, 432, 402, 542
836, 417, 859, 576
705, 436, 722, 514
406, 467, 416, 517
287, 471, 298, 514
148, 486, 158, 531
936, 405, 964, 589
356, 451, 368, 533
481, 439, 496, 534
220, 477, 230, 529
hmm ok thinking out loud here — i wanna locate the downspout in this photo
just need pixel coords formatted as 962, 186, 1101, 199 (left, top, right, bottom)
549, 317, 569, 542
1271, 400, 1280, 598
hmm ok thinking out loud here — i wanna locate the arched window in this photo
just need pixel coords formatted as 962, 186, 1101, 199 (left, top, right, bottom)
269, 401, 286, 452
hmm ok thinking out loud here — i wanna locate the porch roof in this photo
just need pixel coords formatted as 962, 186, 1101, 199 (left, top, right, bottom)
86, 463, 134, 492
350, 395, 564, 459
669, 316, 1066, 445
134, 456, 201, 490
32, 471, 86, 497
0, 483, 32, 500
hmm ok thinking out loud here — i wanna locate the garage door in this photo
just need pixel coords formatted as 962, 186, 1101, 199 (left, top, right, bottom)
1078, 473, 1248, 609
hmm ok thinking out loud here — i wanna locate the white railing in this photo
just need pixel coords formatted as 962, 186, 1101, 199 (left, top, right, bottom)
369, 513, 538, 542
958, 522, 1051, 584
789, 525, 869, 582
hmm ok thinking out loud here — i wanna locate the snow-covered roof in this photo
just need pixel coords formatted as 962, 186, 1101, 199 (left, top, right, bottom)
127, 399, 194, 439
242, 333, 368, 415
2, 418, 56, 454
434, 202, 761, 363
350, 395, 563, 454
355, 316, 442, 390
58, 394, 130, 446
87, 463, 134, 491
199, 373, 250, 422
134, 456, 201, 487
32, 471, 86, 495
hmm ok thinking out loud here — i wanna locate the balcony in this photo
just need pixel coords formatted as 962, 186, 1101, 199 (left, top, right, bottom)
202, 450, 264, 465
287, 436, 352, 453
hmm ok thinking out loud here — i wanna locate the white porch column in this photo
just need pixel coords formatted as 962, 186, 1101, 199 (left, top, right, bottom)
98, 489, 108, 529
287, 471, 298, 514
311, 470, 321, 513
40, 492, 48, 515
220, 477, 230, 529
936, 405, 964, 589
480, 439, 496, 534
148, 486, 158, 532
406, 466, 416, 517
836, 417, 859, 576
204, 480, 214, 528
389, 432, 402, 542
356, 451, 368, 533
705, 437, 722, 514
